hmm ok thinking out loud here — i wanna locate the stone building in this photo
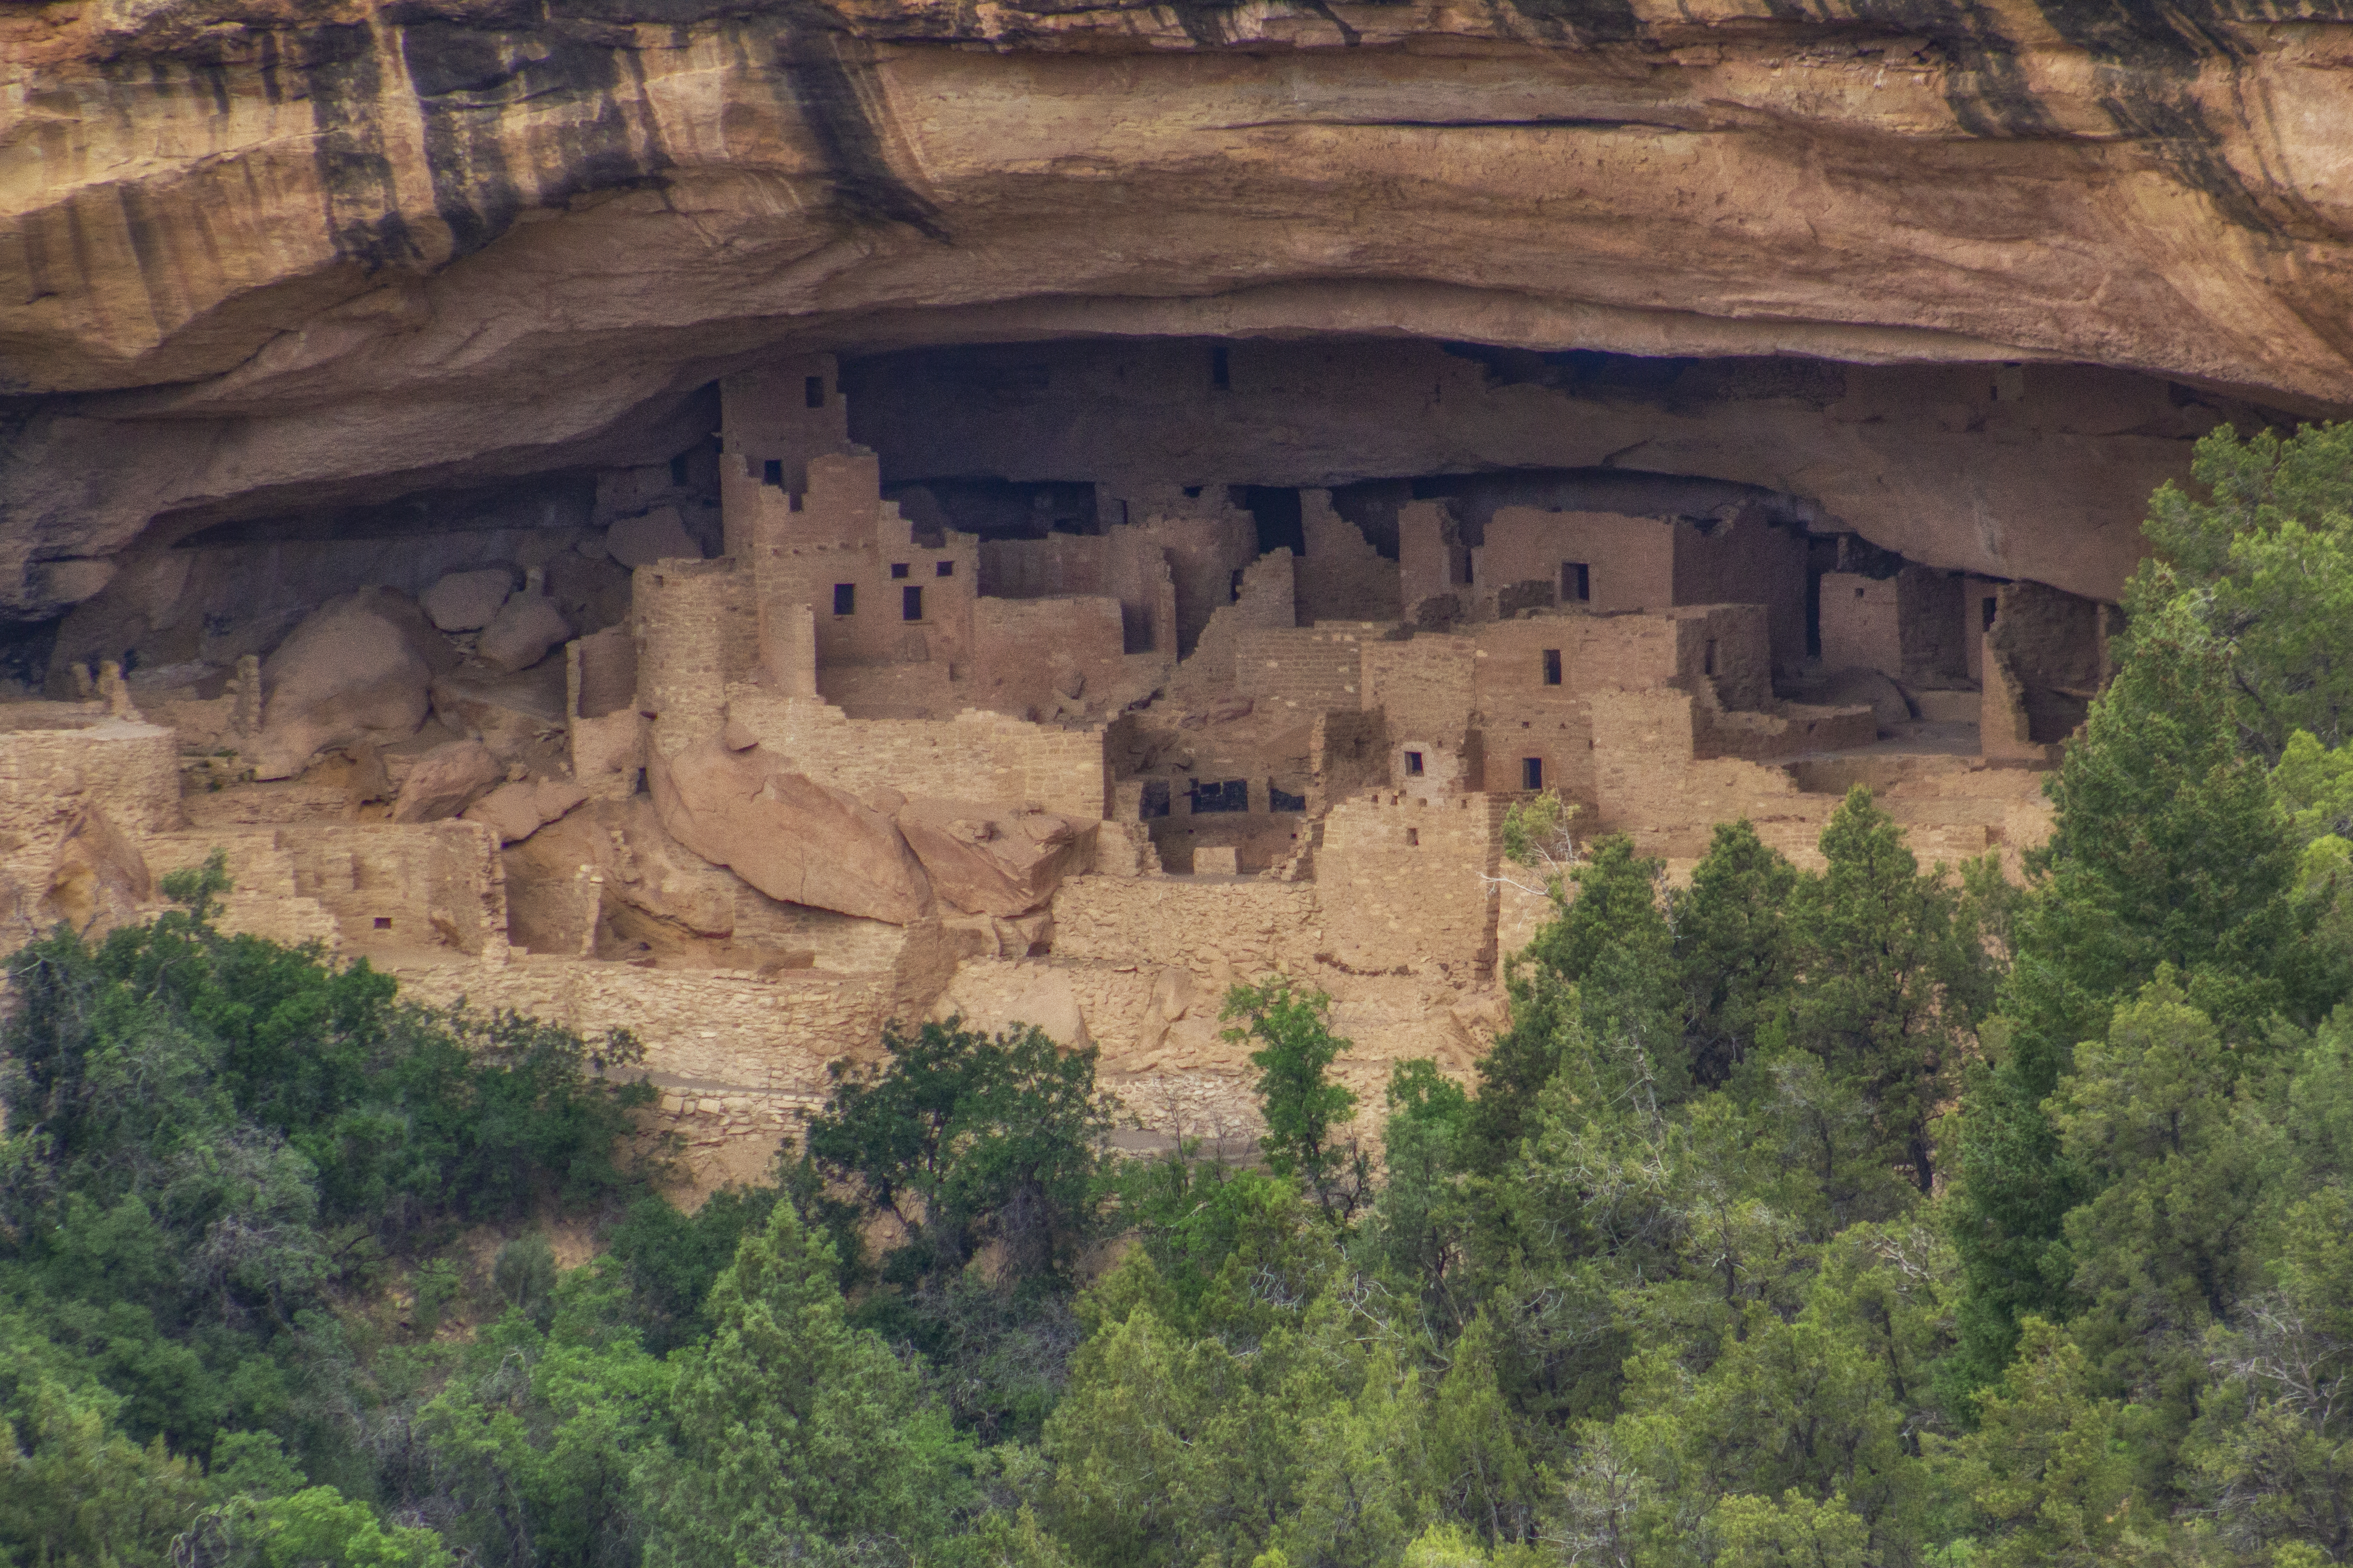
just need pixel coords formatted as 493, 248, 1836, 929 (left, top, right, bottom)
0, 349, 2114, 1188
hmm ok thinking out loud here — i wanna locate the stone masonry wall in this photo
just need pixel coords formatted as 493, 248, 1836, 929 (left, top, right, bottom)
1234, 623, 1376, 712
1317, 790, 1506, 981
1297, 491, 1403, 624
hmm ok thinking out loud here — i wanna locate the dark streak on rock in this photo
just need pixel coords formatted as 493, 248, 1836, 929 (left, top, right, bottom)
757, 8, 951, 243
297, 24, 425, 271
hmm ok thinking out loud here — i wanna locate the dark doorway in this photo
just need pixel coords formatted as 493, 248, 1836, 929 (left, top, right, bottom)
1241, 487, 1306, 558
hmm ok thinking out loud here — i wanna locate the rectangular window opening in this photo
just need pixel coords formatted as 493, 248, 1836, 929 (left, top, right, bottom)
1210, 346, 1232, 391
1190, 779, 1248, 814
935, 560, 954, 577
804, 375, 826, 409
669, 454, 690, 486
833, 583, 856, 616
1562, 562, 1591, 602
762, 459, 784, 487
902, 585, 924, 621
1983, 597, 1999, 630
373, 916, 392, 930
891, 562, 910, 579
1403, 750, 1425, 777
1541, 648, 1562, 686
1702, 639, 1717, 676
1522, 757, 1544, 790
1139, 780, 1172, 819
1269, 781, 1306, 813
1406, 827, 1420, 847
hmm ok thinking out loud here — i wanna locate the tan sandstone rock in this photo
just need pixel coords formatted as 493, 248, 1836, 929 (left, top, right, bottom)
895, 799, 1081, 918
419, 568, 514, 633
476, 591, 572, 675
391, 739, 502, 823
649, 740, 934, 925
251, 589, 455, 780
604, 508, 702, 570
462, 778, 590, 846
43, 805, 152, 933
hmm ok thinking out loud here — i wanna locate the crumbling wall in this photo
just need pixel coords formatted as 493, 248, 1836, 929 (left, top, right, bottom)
0, 713, 183, 844
1176, 548, 1297, 696
1051, 875, 1322, 976
634, 559, 747, 757
1361, 633, 1478, 796
1984, 581, 2104, 751
1669, 507, 1809, 673
1470, 619, 1595, 803
1317, 791, 1505, 981
1477, 509, 1675, 616
280, 820, 510, 957
971, 595, 1127, 718
1234, 623, 1377, 712
720, 354, 850, 511
725, 693, 1111, 821
1310, 709, 1388, 814
1399, 501, 1470, 618
1125, 494, 1259, 657
1297, 491, 1403, 623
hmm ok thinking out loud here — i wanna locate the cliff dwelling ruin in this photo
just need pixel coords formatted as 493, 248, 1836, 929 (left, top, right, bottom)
0, 332, 2288, 1176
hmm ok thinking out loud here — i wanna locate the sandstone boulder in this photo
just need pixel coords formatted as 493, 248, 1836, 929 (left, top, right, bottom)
251, 589, 455, 780
43, 805, 152, 933
463, 777, 590, 845
420, 568, 514, 632
392, 739, 502, 822
477, 591, 572, 674
930, 962, 1093, 1050
895, 798, 1080, 917
605, 508, 701, 569
649, 740, 933, 924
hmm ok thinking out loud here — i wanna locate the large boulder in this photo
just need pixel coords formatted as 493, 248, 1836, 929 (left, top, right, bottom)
649, 740, 934, 924
1816, 666, 1915, 728
463, 777, 589, 845
419, 568, 514, 632
391, 739, 502, 822
895, 798, 1081, 917
43, 805, 153, 933
251, 589, 455, 780
477, 591, 572, 674
605, 507, 702, 569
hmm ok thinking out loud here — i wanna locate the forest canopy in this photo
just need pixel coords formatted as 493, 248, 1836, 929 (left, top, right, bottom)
3, 421, 2351, 1566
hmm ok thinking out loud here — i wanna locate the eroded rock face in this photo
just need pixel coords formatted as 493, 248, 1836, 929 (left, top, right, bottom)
251, 590, 455, 779
4, 0, 2353, 618
648, 739, 935, 925
896, 798, 1081, 918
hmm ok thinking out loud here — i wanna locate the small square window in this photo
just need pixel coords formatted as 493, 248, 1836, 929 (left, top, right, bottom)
1406, 827, 1419, 847
891, 562, 910, 580
762, 459, 783, 486
936, 560, 954, 578
1404, 750, 1425, 777
373, 917, 392, 930
902, 585, 924, 621
1542, 648, 1562, 686
833, 584, 856, 615
1522, 757, 1544, 790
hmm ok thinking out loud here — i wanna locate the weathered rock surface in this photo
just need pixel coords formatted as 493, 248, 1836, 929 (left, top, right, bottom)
896, 798, 1081, 918
605, 509, 703, 570
5, 0, 2353, 617
391, 739, 502, 823
463, 778, 589, 846
476, 593, 572, 675
649, 740, 934, 924
43, 805, 152, 933
420, 569, 514, 633
251, 590, 455, 779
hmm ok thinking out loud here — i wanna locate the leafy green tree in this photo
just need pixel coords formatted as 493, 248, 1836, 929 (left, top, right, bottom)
640, 1202, 972, 1567
1952, 1318, 2151, 1567
1667, 821, 1799, 1088
1466, 835, 1672, 1172
1778, 787, 1992, 1196
1222, 979, 1370, 1223
2143, 420, 2353, 756
1950, 591, 2334, 1388
1427, 1311, 1539, 1547
1367, 1060, 1474, 1314
803, 1019, 1119, 1286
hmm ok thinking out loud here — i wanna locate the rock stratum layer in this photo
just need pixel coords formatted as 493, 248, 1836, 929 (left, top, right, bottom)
6, 0, 2353, 618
